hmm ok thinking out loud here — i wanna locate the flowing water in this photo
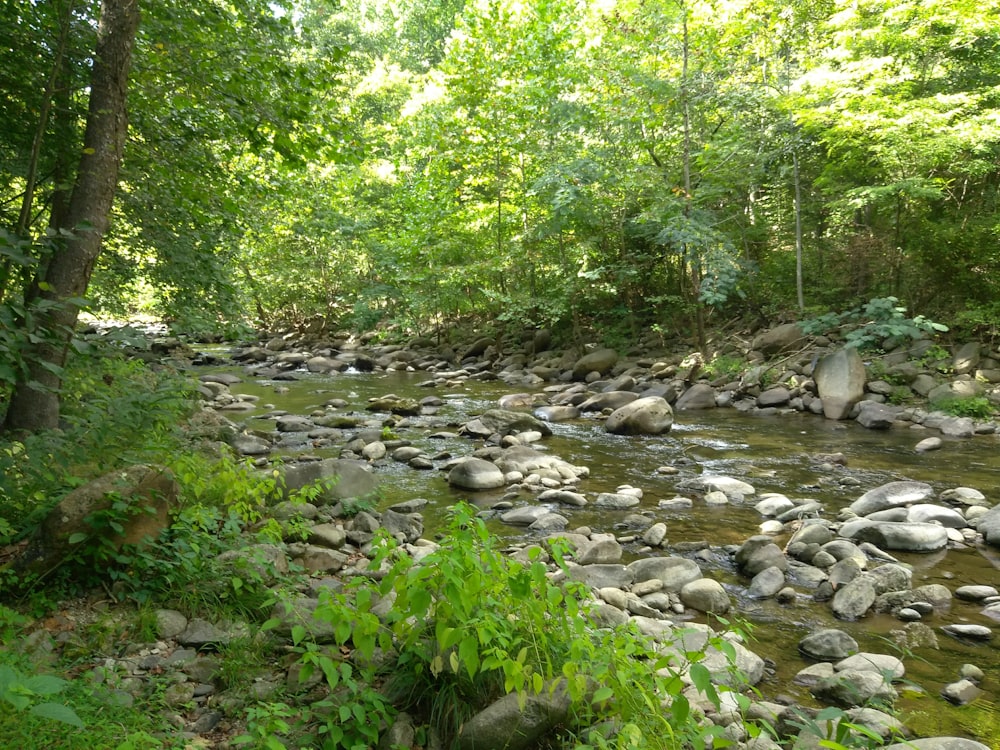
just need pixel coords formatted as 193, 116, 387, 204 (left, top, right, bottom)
210, 365, 1000, 738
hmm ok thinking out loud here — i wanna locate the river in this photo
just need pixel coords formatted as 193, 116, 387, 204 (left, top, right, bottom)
211, 365, 1000, 741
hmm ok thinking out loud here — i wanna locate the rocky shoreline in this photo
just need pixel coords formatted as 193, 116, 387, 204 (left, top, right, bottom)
15, 322, 1000, 748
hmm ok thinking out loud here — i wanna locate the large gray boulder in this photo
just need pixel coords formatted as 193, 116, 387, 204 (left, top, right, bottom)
976, 504, 1000, 547
849, 481, 934, 517
457, 681, 572, 750
473, 409, 553, 437
814, 348, 867, 420
572, 348, 618, 379
798, 628, 859, 661
13, 465, 179, 578
674, 383, 718, 410
604, 396, 674, 435
578, 391, 639, 412
281, 459, 379, 504
751, 323, 807, 355
627, 556, 702, 592
840, 520, 949, 552
449, 458, 505, 490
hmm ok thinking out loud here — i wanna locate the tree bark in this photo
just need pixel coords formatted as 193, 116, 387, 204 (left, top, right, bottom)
2, 0, 140, 435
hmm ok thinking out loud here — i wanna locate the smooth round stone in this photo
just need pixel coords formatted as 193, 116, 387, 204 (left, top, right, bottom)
941, 624, 992, 641
897, 608, 922, 621
909, 601, 935, 616
955, 585, 999, 602
914, 437, 942, 453
759, 520, 784, 534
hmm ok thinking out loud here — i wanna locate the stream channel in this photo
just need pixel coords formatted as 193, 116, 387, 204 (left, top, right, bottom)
207, 362, 1000, 739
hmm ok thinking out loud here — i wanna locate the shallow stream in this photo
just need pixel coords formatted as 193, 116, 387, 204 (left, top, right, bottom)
212, 365, 1000, 739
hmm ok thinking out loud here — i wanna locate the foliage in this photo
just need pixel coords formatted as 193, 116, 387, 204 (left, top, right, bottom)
800, 297, 949, 351
929, 396, 994, 420
251, 503, 768, 749
0, 663, 83, 728
0, 348, 194, 538
703, 354, 745, 381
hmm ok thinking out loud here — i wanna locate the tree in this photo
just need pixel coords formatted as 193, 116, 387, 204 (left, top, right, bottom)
3, 0, 140, 434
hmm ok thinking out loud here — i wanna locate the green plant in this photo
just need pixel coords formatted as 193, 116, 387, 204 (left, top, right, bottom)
930, 396, 994, 420
785, 706, 887, 750
0, 663, 83, 728
703, 354, 744, 381
800, 297, 949, 352
917, 344, 952, 372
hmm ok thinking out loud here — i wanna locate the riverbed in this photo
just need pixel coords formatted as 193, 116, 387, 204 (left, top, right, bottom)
213, 365, 1000, 740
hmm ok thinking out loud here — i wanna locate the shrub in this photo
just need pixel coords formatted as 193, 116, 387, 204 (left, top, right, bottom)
930, 396, 994, 420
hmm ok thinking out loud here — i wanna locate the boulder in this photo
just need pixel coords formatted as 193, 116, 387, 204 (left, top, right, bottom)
798, 628, 858, 661
680, 578, 731, 614
572, 348, 618, 380
814, 348, 867, 420
674, 383, 718, 410
449, 458, 505, 490
976, 504, 1000, 547
578, 391, 639, 413
473, 409, 553, 438
281, 459, 379, 504
14, 465, 178, 578
849, 481, 934, 517
604, 396, 674, 435
457, 681, 571, 750
841, 521, 949, 552
751, 323, 807, 355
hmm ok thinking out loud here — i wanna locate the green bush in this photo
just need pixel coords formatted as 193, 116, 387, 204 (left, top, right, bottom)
930, 396, 994, 420
254, 504, 767, 750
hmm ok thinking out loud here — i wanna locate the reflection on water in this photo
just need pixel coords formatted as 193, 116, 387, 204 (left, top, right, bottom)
214, 366, 1000, 731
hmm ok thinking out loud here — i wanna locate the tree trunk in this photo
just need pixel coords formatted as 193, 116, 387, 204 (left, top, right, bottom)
3, 0, 140, 435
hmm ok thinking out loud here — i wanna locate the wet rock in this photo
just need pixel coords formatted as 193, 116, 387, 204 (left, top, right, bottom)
798, 628, 859, 661
841, 520, 949, 552
811, 669, 897, 707
593, 492, 641, 509
627, 556, 703, 592
941, 679, 983, 705
831, 576, 877, 620
835, 653, 905, 680
604, 396, 674, 435
849, 481, 935, 516
642, 522, 668, 547
735, 536, 788, 577
578, 390, 639, 412
748, 566, 786, 599
915, 437, 942, 453
449, 457, 505, 490
856, 402, 900, 430
533, 405, 580, 422
566, 564, 633, 590
679, 578, 730, 614
281, 459, 379, 504
941, 624, 992, 641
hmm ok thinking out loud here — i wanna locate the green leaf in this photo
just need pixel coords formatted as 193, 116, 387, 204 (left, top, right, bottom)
68, 533, 88, 544
458, 635, 480, 678
689, 662, 713, 694
31, 702, 84, 727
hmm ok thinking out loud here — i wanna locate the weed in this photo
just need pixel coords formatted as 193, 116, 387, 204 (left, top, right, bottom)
930, 396, 994, 420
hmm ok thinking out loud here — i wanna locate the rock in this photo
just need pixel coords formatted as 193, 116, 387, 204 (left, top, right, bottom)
798, 628, 858, 661
566, 564, 633, 590
448, 458, 505, 490
748, 567, 786, 599
572, 348, 619, 380
593, 492, 641, 509
537, 489, 588, 507
642, 522, 668, 547
579, 391, 639, 412
576, 539, 623, 565
281, 459, 379, 504
811, 669, 897, 707
533, 405, 580, 422
757, 386, 791, 407
500, 506, 551, 526
915, 436, 943, 453
952, 342, 982, 375
627, 557, 703, 592
751, 323, 807, 355
735, 536, 788, 577
906, 504, 967, 528
941, 624, 992, 641
476, 408, 553, 437
155, 609, 189, 639
178, 618, 231, 648
604, 396, 674, 435
835, 652, 905, 679
841, 520, 949, 552
883, 740, 991, 750
831, 576, 877, 620
976, 504, 1000, 547
457, 683, 572, 750
13, 465, 179, 577
814, 348, 866, 420
230, 434, 272, 456
941, 679, 983, 705
849, 481, 934, 516
955, 585, 999, 601
679, 578, 731, 614
856, 402, 901, 429
674, 383, 718, 410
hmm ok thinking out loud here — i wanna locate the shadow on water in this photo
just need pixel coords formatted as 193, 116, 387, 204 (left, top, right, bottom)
215, 366, 1000, 737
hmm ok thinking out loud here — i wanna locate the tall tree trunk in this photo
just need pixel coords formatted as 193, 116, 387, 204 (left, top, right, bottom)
3, 0, 140, 435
